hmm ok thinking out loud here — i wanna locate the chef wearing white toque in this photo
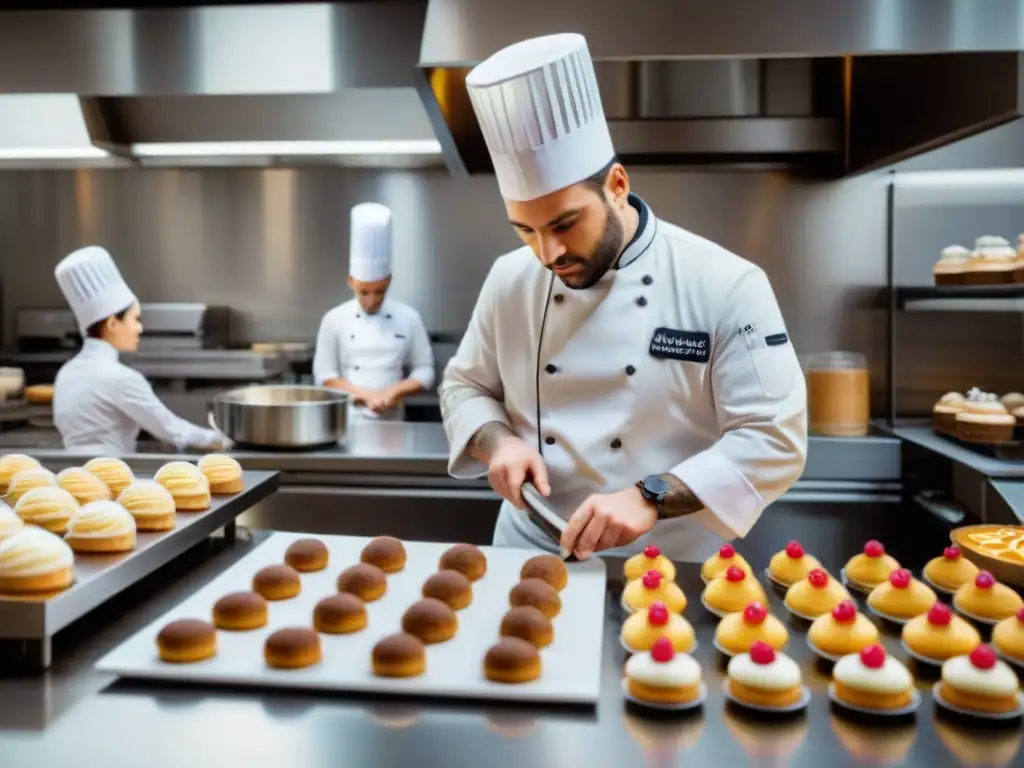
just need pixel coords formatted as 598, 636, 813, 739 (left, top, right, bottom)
440, 34, 807, 562
52, 246, 223, 455
313, 203, 435, 421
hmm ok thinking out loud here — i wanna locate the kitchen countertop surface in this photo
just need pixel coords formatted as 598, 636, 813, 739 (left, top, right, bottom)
0, 531, 1014, 768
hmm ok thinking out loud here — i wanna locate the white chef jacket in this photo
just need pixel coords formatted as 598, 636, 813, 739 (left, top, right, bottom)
53, 338, 221, 456
313, 297, 435, 421
440, 195, 807, 563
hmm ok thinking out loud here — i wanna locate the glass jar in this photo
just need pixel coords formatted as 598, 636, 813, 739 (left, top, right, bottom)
805, 352, 870, 437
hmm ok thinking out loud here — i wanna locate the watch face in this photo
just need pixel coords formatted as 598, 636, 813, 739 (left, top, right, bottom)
645, 475, 671, 496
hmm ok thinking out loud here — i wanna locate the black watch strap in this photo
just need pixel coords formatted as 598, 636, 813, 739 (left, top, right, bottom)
636, 475, 671, 520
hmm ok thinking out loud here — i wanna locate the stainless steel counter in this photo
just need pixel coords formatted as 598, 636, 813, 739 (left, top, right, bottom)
0, 530, 1012, 768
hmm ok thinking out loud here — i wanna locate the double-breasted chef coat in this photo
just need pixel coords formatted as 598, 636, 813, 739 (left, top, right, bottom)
313, 297, 435, 421
440, 195, 808, 562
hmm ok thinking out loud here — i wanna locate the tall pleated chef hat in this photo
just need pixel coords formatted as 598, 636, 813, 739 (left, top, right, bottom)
348, 203, 393, 283
466, 33, 615, 202
54, 246, 138, 334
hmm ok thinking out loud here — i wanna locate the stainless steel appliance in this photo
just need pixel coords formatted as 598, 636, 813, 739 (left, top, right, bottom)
210, 385, 348, 449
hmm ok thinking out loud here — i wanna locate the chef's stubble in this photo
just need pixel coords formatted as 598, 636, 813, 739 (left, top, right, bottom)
557, 199, 625, 290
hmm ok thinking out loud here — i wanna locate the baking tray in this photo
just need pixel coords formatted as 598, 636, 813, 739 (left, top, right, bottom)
95, 532, 607, 704
0, 469, 279, 668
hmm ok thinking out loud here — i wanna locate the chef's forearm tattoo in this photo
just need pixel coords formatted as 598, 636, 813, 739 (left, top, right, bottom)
469, 421, 515, 463
657, 473, 705, 518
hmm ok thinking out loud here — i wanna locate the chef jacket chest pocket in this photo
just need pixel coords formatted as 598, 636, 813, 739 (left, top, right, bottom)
743, 330, 795, 398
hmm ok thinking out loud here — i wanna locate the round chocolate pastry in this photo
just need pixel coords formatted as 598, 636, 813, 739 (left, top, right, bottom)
401, 597, 458, 644
157, 618, 217, 663
336, 563, 387, 602
372, 632, 426, 678
313, 593, 367, 635
422, 569, 473, 610
284, 538, 329, 572
484, 637, 542, 684
252, 564, 302, 601
212, 591, 268, 631
438, 543, 487, 582
509, 577, 561, 619
264, 627, 322, 669
499, 605, 554, 649
520, 554, 568, 592
360, 536, 407, 573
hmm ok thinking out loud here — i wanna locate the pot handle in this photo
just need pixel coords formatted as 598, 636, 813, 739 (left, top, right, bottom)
206, 402, 220, 433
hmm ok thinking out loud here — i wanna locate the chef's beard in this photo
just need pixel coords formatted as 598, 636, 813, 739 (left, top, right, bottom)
553, 202, 625, 290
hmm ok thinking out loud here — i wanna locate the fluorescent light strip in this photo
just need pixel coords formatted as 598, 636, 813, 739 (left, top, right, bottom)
130, 140, 442, 158
895, 168, 1024, 188
0, 146, 109, 160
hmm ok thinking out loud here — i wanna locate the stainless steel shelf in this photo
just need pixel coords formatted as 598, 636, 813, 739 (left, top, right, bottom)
896, 284, 1024, 312
893, 425, 1024, 478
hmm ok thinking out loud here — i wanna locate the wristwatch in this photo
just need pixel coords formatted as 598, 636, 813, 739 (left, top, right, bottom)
636, 475, 671, 520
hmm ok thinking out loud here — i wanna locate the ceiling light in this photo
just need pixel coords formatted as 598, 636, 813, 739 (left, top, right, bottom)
0, 146, 109, 160
130, 140, 442, 158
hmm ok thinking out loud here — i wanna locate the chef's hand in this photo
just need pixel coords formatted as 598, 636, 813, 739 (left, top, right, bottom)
561, 487, 656, 560
362, 390, 391, 412
381, 385, 405, 410
488, 435, 550, 510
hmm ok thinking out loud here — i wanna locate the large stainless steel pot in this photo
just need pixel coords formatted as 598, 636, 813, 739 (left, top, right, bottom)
209, 385, 348, 448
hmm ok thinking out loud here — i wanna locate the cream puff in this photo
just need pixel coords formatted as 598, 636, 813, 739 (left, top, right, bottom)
197, 453, 244, 495
622, 601, 696, 653
624, 637, 703, 706
955, 388, 1015, 443
0, 526, 74, 593
844, 540, 900, 591
832, 644, 914, 712
155, 461, 211, 511
624, 544, 676, 582
623, 570, 687, 614
992, 607, 1024, 663
702, 566, 766, 616
83, 457, 135, 496
715, 601, 789, 655
923, 545, 979, 592
6, 467, 56, 505
939, 645, 1021, 714
0, 504, 24, 541
965, 235, 1017, 285
726, 641, 804, 709
902, 602, 981, 662
14, 485, 79, 535
932, 392, 966, 436
0, 454, 41, 493
955, 570, 1024, 622
808, 599, 879, 657
934, 245, 971, 285
767, 539, 821, 587
56, 466, 112, 505
117, 480, 177, 532
1001, 392, 1024, 412
867, 568, 936, 621
700, 543, 751, 582
784, 568, 851, 619
65, 501, 137, 554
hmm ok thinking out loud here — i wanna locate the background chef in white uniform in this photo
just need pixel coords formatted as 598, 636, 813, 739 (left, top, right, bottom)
52, 245, 223, 455
440, 33, 808, 563
313, 203, 435, 421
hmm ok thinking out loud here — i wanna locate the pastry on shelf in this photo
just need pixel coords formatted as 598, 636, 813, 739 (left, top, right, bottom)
767, 540, 821, 587
715, 601, 789, 655
510, 578, 562, 618
14, 486, 79, 535
117, 480, 176, 532
933, 244, 971, 285
923, 545, 979, 592
844, 540, 900, 591
832, 645, 914, 711
0, 526, 74, 593
866, 568, 936, 620
520, 554, 568, 591
154, 462, 210, 511
902, 602, 981, 662
622, 601, 696, 653
83, 457, 135, 496
702, 566, 766, 616
965, 235, 1017, 285
1001, 392, 1024, 412
992, 607, 1024, 663
284, 538, 329, 572
939, 645, 1021, 714
213, 591, 268, 631
24, 384, 53, 405
372, 633, 426, 678
361, 536, 406, 573
624, 637, 702, 705
726, 641, 804, 709
784, 568, 851, 619
954, 570, 1024, 622
0, 454, 41, 493
932, 392, 966, 437
264, 627, 322, 669
500, 606, 554, 649
56, 466, 112, 505
313, 593, 367, 635
197, 453, 243, 495
808, 599, 879, 657
700, 543, 751, 582
623, 569, 686, 614
955, 388, 1015, 443
65, 500, 137, 554
156, 619, 217, 663
483, 637, 541, 684
0, 504, 24, 541
6, 467, 56, 505
625, 544, 676, 583
438, 543, 487, 581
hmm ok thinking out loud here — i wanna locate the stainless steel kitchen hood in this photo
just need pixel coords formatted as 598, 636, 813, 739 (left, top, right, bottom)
417, 0, 1024, 176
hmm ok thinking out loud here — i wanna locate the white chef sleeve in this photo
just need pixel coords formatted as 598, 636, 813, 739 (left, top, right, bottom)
405, 311, 436, 390
669, 268, 808, 540
117, 370, 221, 451
440, 261, 512, 478
312, 312, 341, 385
